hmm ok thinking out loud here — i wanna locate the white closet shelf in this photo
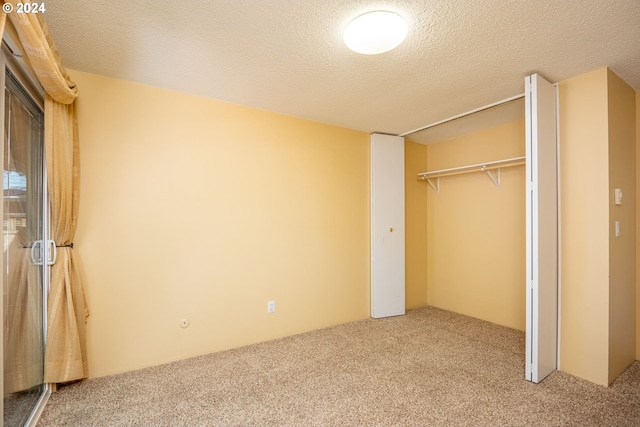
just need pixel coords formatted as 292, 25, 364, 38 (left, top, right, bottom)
417, 156, 525, 193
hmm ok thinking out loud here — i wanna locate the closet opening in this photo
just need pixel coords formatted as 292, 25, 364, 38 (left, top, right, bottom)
404, 74, 558, 383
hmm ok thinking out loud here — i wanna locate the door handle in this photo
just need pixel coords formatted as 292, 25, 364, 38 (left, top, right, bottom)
46, 240, 57, 266
30, 240, 43, 265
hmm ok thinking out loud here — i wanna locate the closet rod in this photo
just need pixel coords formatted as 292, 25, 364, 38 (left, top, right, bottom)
417, 156, 525, 179
417, 156, 525, 193
399, 93, 525, 137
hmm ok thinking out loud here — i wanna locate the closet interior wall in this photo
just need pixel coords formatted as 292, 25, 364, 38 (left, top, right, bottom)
422, 119, 527, 331
405, 140, 429, 309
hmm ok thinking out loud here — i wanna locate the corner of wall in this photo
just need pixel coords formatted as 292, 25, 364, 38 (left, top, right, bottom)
606, 69, 637, 383
636, 88, 640, 361
558, 67, 610, 386
405, 140, 429, 309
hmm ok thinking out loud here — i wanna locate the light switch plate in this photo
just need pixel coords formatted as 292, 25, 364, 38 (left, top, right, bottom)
614, 188, 623, 205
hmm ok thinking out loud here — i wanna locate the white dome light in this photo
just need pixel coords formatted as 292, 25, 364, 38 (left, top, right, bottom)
343, 11, 408, 55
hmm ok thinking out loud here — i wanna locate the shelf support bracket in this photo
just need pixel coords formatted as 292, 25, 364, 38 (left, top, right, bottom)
426, 177, 440, 193
485, 168, 501, 189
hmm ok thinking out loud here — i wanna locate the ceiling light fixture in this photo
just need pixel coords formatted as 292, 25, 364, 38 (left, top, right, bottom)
343, 11, 408, 55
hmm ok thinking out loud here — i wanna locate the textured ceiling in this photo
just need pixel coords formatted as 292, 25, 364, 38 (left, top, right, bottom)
44, 0, 640, 143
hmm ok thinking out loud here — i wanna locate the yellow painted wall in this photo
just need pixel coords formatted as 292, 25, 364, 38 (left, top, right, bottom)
405, 141, 429, 309
70, 70, 371, 378
425, 121, 526, 331
607, 69, 637, 383
558, 68, 610, 386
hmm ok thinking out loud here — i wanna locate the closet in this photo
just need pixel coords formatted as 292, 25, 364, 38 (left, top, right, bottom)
371, 74, 558, 383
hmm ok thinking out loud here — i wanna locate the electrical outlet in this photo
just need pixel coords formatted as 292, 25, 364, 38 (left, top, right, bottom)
267, 300, 276, 313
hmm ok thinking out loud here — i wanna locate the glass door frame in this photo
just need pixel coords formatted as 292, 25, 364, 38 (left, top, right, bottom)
1, 33, 51, 427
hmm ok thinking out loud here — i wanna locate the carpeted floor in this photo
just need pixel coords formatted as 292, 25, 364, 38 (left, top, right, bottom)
37, 306, 640, 426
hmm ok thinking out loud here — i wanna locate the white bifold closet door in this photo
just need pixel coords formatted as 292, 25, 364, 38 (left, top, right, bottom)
370, 133, 405, 318
525, 73, 558, 383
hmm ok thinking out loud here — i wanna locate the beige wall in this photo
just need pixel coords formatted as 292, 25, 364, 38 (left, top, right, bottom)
405, 141, 429, 309
558, 68, 610, 386
607, 69, 637, 383
71, 70, 371, 378
70, 66, 637, 383
425, 121, 526, 331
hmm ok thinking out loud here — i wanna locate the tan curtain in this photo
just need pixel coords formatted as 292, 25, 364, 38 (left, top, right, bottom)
6, 10, 77, 102
6, 5, 88, 383
4, 232, 42, 394
43, 97, 87, 382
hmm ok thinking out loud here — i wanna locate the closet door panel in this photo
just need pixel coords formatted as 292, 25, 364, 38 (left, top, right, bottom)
525, 74, 558, 383
371, 133, 405, 318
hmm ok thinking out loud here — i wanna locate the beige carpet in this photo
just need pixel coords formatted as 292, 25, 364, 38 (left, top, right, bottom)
37, 306, 640, 426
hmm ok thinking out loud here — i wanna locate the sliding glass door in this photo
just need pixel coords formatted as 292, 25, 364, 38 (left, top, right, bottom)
3, 63, 49, 426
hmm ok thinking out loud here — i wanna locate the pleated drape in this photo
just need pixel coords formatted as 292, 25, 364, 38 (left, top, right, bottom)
43, 97, 87, 383
4, 231, 42, 394
6, 4, 88, 384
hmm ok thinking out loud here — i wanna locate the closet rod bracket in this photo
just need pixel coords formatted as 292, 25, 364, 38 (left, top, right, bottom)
485, 167, 501, 189
426, 177, 440, 193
